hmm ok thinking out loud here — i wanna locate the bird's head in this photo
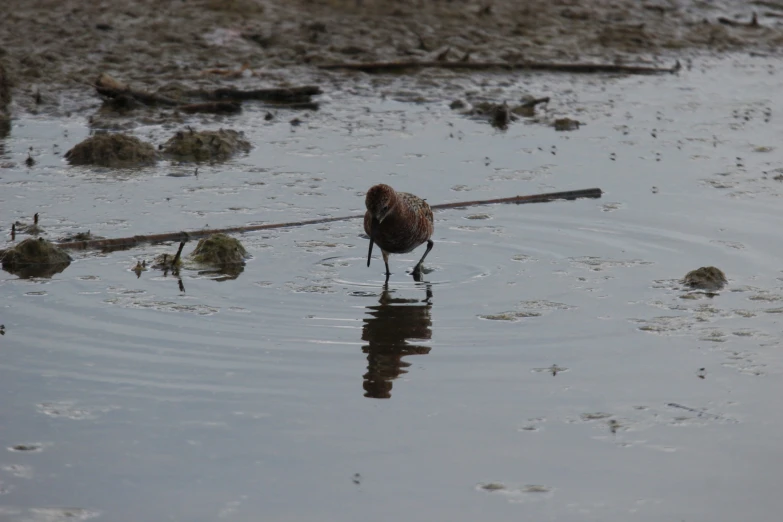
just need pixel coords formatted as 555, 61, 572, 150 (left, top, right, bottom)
365, 184, 396, 223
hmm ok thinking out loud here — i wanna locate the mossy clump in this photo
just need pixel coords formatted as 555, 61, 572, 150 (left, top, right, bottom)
162, 128, 251, 162
152, 253, 183, 270
65, 133, 158, 167
464, 101, 518, 129
554, 118, 581, 131
189, 234, 248, 266
682, 266, 727, 290
0, 238, 72, 277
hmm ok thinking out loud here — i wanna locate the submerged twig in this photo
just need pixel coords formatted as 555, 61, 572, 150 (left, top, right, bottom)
319, 60, 680, 75
56, 188, 602, 252
202, 86, 322, 102
179, 102, 242, 114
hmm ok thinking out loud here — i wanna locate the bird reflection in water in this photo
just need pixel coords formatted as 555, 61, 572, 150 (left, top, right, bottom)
361, 282, 433, 399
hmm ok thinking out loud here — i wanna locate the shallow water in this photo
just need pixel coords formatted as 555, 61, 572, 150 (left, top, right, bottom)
2, 57, 783, 521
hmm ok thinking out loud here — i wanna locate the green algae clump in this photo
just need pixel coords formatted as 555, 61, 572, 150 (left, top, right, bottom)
65, 133, 158, 167
162, 128, 251, 162
682, 266, 727, 290
189, 234, 248, 266
0, 238, 72, 278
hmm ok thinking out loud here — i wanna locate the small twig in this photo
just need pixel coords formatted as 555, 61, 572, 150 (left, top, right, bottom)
319, 60, 680, 75
520, 96, 550, 109
56, 188, 602, 252
718, 12, 759, 27
172, 241, 186, 266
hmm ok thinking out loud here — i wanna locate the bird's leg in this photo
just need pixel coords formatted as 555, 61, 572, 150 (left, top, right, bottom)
382, 250, 391, 276
412, 240, 434, 276
367, 236, 374, 267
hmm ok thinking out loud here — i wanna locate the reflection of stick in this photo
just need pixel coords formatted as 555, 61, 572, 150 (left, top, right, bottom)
56, 188, 602, 251
320, 61, 680, 75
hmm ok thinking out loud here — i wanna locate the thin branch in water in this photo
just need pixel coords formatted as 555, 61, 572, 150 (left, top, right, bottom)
319, 60, 680, 75
56, 188, 602, 252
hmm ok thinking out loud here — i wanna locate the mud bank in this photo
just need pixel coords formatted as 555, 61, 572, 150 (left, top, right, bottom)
0, 0, 780, 117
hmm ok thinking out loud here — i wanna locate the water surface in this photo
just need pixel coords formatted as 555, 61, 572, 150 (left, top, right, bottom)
2, 57, 783, 521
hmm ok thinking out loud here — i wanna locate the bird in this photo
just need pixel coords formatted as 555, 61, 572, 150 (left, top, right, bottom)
364, 184, 434, 279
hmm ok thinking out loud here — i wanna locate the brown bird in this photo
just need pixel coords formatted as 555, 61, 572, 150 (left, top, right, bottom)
364, 184, 434, 279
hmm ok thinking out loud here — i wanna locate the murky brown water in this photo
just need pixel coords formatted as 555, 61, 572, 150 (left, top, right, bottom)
3, 57, 783, 521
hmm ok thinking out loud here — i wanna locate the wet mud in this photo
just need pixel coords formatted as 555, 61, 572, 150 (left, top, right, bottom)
1, 0, 782, 119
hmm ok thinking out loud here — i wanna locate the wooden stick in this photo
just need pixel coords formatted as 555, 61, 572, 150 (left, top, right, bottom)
94, 73, 321, 110
429, 187, 602, 210
56, 188, 602, 251
319, 60, 680, 75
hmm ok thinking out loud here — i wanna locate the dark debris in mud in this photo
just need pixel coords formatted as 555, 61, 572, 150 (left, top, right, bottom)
0, 62, 10, 116
58, 230, 104, 243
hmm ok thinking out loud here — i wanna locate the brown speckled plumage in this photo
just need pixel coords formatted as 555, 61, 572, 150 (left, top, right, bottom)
364, 184, 434, 278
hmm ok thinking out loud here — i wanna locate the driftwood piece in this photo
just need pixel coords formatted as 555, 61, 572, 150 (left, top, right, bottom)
93, 74, 320, 111
56, 188, 602, 252
319, 60, 680, 75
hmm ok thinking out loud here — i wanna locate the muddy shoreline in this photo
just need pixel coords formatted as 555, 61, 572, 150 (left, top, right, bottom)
0, 0, 780, 118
